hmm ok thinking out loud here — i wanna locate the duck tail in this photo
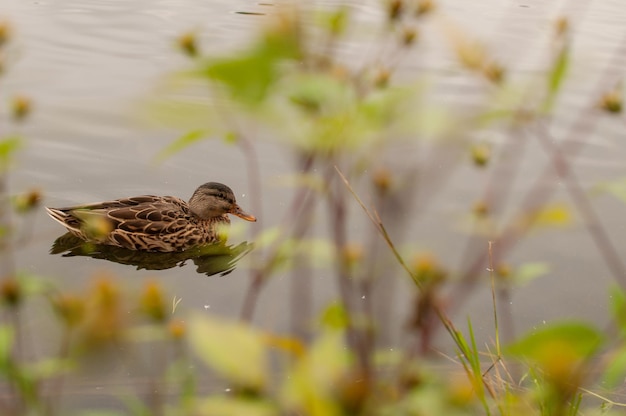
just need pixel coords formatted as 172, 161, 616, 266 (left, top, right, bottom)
45, 207, 81, 234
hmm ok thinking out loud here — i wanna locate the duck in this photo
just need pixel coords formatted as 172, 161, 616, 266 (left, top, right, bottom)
45, 182, 256, 252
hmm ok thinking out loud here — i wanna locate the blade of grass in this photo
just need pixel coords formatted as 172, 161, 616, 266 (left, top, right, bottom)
487, 241, 501, 357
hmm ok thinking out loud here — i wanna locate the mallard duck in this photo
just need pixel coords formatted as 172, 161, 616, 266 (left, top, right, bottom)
45, 182, 256, 252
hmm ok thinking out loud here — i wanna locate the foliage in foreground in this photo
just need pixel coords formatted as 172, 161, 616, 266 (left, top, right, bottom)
2, 1, 626, 415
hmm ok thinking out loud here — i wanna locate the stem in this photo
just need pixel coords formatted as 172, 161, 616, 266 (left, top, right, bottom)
240, 153, 317, 321
532, 123, 626, 287
327, 167, 372, 381
448, 31, 626, 315
487, 241, 500, 357
334, 167, 461, 349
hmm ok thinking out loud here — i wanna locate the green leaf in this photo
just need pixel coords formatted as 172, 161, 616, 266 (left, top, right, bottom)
543, 44, 569, 111
506, 321, 603, 361
0, 326, 13, 371
78, 412, 126, 416
154, 130, 208, 163
281, 330, 351, 416
523, 203, 573, 230
196, 396, 278, 416
610, 286, 626, 337
202, 21, 301, 105
512, 262, 550, 286
602, 346, 626, 388
593, 177, 626, 204
319, 302, 349, 330
314, 8, 349, 36
0, 136, 21, 171
24, 358, 73, 379
549, 45, 569, 94
188, 314, 268, 390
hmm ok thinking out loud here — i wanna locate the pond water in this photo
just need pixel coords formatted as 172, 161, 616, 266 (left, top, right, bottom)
3, 0, 626, 410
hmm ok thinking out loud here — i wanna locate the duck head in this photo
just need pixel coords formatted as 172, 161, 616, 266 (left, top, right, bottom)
188, 182, 256, 222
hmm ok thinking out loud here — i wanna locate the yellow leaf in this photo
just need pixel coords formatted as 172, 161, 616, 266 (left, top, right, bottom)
188, 314, 268, 390
522, 203, 573, 230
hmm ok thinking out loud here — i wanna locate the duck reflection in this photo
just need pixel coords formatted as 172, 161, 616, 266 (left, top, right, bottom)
50, 233, 252, 277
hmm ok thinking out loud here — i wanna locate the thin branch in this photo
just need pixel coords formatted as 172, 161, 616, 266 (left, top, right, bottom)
334, 166, 461, 342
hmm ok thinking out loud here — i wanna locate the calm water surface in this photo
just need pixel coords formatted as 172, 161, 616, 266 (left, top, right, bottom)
3, 0, 626, 408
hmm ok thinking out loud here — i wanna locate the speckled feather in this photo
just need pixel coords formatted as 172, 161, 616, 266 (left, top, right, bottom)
45, 183, 254, 252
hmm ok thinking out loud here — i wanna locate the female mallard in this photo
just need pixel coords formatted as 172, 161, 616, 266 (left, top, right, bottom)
45, 182, 256, 252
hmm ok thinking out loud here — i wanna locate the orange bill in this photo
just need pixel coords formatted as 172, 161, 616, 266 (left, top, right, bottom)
231, 204, 257, 222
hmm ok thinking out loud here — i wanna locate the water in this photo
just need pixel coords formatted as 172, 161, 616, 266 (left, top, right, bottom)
3, 0, 626, 410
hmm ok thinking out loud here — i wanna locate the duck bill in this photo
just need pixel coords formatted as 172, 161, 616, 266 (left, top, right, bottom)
231, 204, 257, 222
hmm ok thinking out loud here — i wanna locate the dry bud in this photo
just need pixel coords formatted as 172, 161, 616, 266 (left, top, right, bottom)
472, 200, 489, 217
374, 68, 390, 89
140, 280, 167, 323
416, 0, 435, 17
599, 89, 622, 114
53, 294, 86, 328
372, 168, 392, 193
402, 27, 418, 46
470, 142, 491, 167
177, 32, 198, 57
12, 96, 32, 121
388, 0, 404, 21
0, 21, 10, 48
168, 320, 186, 339
14, 188, 42, 213
555, 17, 569, 38
483, 62, 505, 84
0, 278, 21, 307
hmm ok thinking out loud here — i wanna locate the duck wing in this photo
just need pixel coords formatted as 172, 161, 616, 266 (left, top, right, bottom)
106, 196, 192, 235
47, 195, 191, 236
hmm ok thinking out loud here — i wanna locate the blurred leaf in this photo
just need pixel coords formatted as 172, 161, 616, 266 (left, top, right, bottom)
142, 91, 216, 130
512, 262, 550, 286
270, 76, 419, 153
298, 238, 334, 266
196, 396, 277, 416
253, 227, 282, 249
281, 330, 351, 416
507, 322, 603, 386
521, 203, 573, 230
119, 395, 152, 416
287, 73, 354, 116
319, 302, 350, 330
0, 326, 13, 370
506, 322, 603, 364
202, 19, 301, 105
17, 272, 55, 296
602, 346, 626, 388
314, 8, 349, 36
155, 130, 208, 163
188, 314, 268, 390
223, 131, 239, 144
0, 136, 21, 171
24, 358, 73, 379
610, 286, 626, 337
126, 325, 168, 343
548, 46, 569, 94
263, 333, 305, 358
544, 45, 569, 110
593, 177, 626, 204
274, 173, 327, 194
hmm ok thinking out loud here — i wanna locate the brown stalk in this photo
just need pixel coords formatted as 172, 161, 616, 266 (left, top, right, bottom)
448, 32, 626, 315
334, 166, 459, 339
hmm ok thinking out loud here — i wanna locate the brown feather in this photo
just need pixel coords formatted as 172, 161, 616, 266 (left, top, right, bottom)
45, 183, 254, 252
